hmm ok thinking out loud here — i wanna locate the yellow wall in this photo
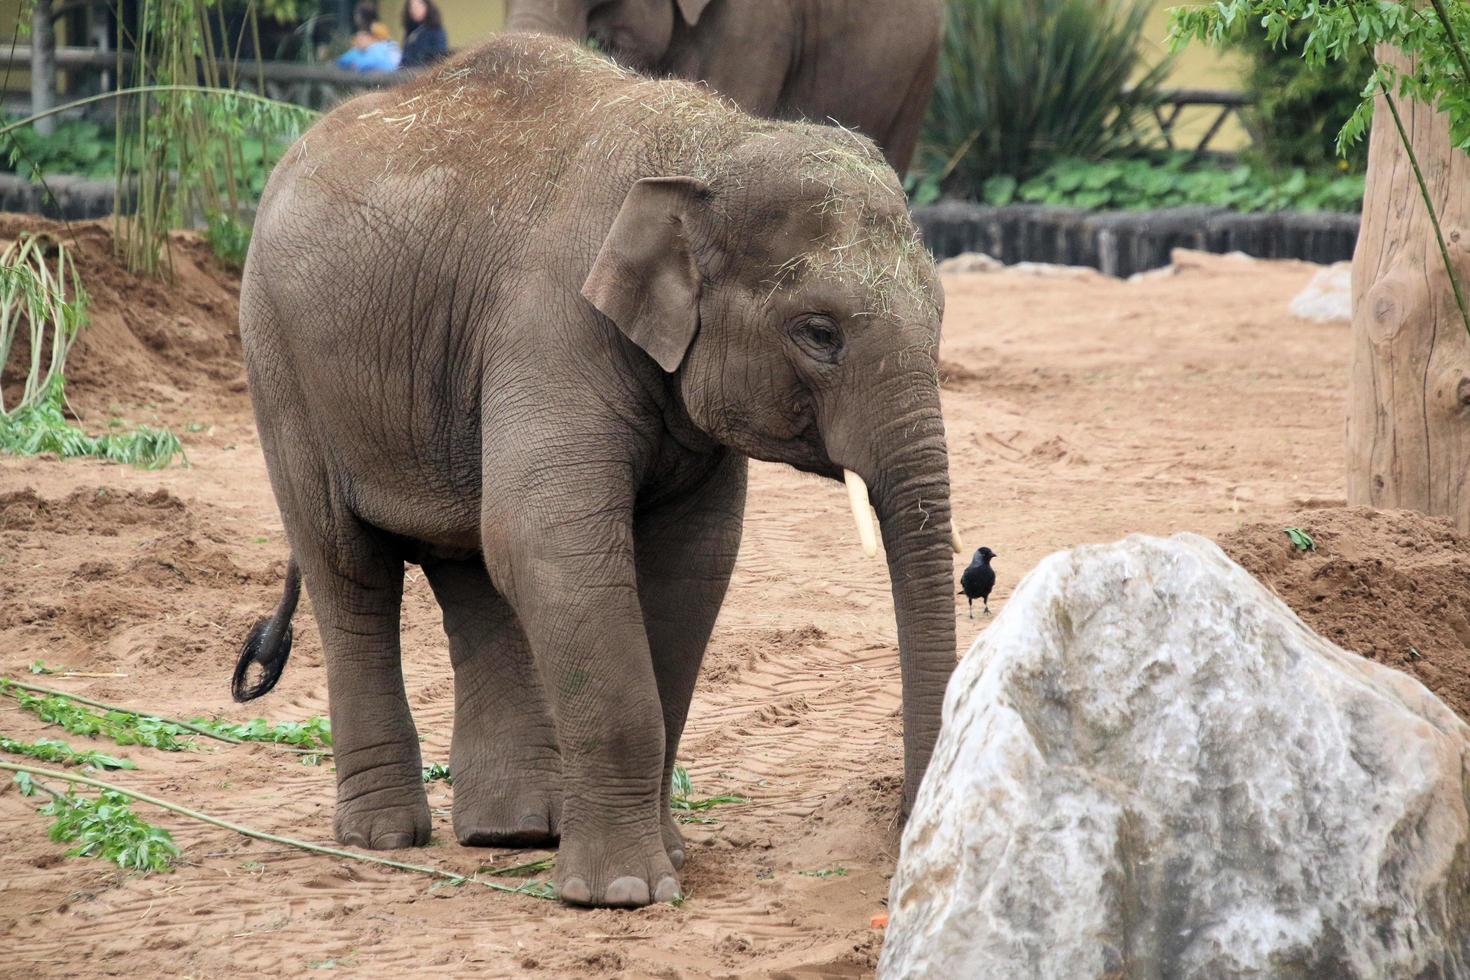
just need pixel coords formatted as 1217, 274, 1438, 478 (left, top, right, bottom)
420, 0, 504, 48
1144, 2, 1251, 150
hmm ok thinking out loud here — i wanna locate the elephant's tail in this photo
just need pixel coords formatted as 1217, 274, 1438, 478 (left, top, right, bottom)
232, 557, 301, 702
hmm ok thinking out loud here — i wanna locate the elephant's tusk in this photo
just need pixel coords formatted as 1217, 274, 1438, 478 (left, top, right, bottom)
951, 523, 964, 555
843, 469, 879, 559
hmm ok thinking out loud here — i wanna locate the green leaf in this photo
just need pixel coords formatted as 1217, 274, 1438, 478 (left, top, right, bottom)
1284, 526, 1316, 552
982, 174, 1018, 206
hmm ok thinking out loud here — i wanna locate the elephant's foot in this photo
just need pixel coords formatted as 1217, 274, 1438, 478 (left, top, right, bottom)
662, 808, 686, 869
556, 823, 680, 908
453, 770, 562, 848
334, 790, 432, 850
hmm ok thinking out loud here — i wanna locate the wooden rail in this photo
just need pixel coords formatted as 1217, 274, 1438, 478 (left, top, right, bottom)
1146, 88, 1257, 158
2, 47, 1259, 159
0, 44, 400, 111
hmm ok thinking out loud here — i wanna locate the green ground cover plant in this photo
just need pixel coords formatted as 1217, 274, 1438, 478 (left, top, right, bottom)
982, 153, 1363, 212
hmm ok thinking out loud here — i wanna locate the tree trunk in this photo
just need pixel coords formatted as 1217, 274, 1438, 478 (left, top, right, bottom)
1346, 45, 1470, 527
30, 0, 55, 137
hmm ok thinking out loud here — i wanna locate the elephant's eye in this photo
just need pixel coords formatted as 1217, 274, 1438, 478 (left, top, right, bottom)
790, 316, 843, 364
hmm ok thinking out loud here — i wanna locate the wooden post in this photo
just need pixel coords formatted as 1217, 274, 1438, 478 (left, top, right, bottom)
1346, 46, 1470, 527
30, 0, 56, 136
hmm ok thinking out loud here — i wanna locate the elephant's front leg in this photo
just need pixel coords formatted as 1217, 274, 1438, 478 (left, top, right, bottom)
635, 453, 746, 869
489, 508, 675, 908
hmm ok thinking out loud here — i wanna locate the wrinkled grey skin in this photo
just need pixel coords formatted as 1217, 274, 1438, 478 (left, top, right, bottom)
240, 34, 956, 909
504, 0, 942, 173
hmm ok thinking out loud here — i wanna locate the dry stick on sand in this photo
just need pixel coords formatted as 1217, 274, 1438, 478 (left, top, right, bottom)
0, 761, 554, 900
2, 679, 328, 757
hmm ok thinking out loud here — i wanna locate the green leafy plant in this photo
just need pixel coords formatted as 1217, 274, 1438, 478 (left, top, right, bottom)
1228, 21, 1373, 171
0, 734, 135, 770
1284, 526, 1316, 552
670, 764, 749, 825
2, 682, 196, 751
995, 153, 1363, 212
193, 715, 332, 751
14, 773, 179, 872
1169, 1, 1470, 339
919, 0, 1171, 196
205, 211, 252, 268
29, 660, 60, 675
422, 763, 453, 784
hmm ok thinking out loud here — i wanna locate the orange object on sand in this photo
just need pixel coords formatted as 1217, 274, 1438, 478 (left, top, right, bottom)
870, 913, 889, 929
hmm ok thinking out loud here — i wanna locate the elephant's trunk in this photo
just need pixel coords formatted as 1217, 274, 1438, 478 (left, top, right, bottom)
841, 385, 958, 815
504, 0, 587, 37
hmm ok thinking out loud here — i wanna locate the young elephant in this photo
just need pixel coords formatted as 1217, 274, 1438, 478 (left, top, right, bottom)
234, 34, 959, 908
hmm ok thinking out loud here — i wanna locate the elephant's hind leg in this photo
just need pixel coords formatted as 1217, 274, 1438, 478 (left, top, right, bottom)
422, 558, 562, 847
293, 518, 430, 850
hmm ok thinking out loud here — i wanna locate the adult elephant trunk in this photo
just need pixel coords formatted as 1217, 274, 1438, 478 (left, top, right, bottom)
833, 386, 958, 815
504, 0, 587, 37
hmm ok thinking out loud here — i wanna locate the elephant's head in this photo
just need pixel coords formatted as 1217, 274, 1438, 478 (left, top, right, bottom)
505, 0, 712, 69
582, 124, 960, 812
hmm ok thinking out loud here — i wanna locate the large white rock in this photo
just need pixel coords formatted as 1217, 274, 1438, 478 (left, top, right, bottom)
881, 533, 1470, 980
1289, 262, 1352, 322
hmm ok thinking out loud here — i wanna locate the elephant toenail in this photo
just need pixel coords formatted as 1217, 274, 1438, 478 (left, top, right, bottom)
668, 848, 685, 870
653, 876, 682, 904
518, 814, 550, 834
559, 876, 593, 905
605, 875, 651, 907
375, 832, 414, 849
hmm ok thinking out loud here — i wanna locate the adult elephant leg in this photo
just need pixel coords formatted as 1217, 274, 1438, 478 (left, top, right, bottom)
485, 498, 674, 908
634, 453, 746, 869
421, 558, 561, 847
293, 514, 429, 849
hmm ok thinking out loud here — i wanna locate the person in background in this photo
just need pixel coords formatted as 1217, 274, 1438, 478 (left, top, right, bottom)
351, 0, 377, 33
400, 0, 448, 69
337, 4, 401, 72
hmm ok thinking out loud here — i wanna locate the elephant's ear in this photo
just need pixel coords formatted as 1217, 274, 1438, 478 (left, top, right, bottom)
582, 176, 712, 373
674, 0, 713, 26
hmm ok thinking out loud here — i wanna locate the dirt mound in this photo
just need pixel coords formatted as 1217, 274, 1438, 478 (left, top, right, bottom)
0, 216, 245, 417
0, 485, 184, 533
1218, 507, 1470, 720
0, 483, 291, 677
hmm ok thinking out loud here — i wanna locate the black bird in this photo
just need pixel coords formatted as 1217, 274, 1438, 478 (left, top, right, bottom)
958, 547, 997, 618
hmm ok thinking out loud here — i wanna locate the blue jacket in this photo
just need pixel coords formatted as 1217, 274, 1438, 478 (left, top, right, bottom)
337, 39, 401, 72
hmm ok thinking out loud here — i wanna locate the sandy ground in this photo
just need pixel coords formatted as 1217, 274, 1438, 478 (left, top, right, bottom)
0, 231, 1359, 978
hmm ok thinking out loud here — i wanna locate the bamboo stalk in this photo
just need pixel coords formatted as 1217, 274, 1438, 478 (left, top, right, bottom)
0, 86, 315, 140
0, 761, 552, 900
